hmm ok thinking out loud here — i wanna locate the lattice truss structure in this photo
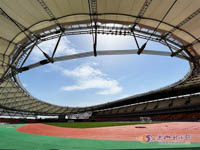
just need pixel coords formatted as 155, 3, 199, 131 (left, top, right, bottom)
0, 0, 200, 117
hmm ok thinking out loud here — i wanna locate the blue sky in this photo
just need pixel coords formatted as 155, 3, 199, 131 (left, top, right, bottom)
19, 34, 190, 107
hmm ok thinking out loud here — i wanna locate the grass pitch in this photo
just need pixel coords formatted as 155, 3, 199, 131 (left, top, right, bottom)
1, 123, 200, 150
45, 121, 155, 128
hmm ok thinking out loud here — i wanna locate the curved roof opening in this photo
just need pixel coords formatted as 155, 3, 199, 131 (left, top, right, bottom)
19, 34, 190, 107
0, 0, 199, 115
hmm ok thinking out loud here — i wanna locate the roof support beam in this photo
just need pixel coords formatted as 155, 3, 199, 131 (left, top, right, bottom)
94, 21, 97, 56
53, 107, 67, 114
37, 0, 63, 30
8, 49, 186, 77
88, 0, 98, 56
137, 42, 147, 55
13, 101, 38, 110
170, 8, 200, 34
0, 8, 35, 36
39, 23, 185, 55
0, 91, 23, 97
131, 0, 152, 55
1, 96, 28, 103
51, 32, 63, 59
36, 105, 54, 113
135, 0, 152, 25
4, 99, 31, 106
20, 41, 37, 68
0, 36, 17, 45
130, 26, 140, 50
141, 0, 177, 54
25, 103, 46, 112
171, 44, 192, 57
0, 8, 51, 82
50, 106, 65, 114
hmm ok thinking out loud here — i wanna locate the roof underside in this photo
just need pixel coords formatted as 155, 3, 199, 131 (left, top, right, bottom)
0, 0, 200, 115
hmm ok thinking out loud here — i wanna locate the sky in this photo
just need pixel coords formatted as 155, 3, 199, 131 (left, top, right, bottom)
19, 34, 190, 107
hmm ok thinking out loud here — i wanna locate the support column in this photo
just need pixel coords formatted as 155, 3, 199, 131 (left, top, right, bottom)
58, 115, 66, 121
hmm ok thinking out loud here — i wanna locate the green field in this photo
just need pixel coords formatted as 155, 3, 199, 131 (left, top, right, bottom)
45, 121, 158, 128
1, 124, 200, 150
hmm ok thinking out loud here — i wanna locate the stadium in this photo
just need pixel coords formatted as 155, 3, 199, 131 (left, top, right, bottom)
0, 0, 200, 149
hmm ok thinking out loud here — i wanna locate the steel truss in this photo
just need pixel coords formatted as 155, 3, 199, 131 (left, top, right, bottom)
16, 26, 194, 69
0, 21, 193, 84
0, 7, 199, 117
0, 107, 36, 118
1, 9, 199, 83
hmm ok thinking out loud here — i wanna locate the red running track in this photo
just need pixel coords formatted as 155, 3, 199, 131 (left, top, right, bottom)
17, 122, 200, 142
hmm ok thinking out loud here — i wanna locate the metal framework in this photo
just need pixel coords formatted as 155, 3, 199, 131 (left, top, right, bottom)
0, 0, 200, 117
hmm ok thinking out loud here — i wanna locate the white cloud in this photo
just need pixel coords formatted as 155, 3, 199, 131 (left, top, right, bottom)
63, 64, 104, 79
61, 63, 122, 95
31, 36, 77, 61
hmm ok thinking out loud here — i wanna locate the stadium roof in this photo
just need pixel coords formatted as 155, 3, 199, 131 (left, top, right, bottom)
0, 0, 200, 116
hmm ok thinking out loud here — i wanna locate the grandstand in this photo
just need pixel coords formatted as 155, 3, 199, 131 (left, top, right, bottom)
0, 0, 199, 123
91, 94, 200, 121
